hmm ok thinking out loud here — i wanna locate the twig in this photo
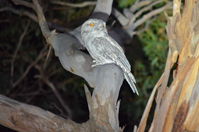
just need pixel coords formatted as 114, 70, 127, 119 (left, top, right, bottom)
43, 46, 52, 69
0, 7, 70, 33
130, 0, 154, 13
11, 0, 35, 9
35, 65, 72, 118
134, 2, 172, 29
51, 0, 96, 8
135, 17, 157, 35
12, 48, 46, 88
0, 7, 37, 22
11, 21, 30, 84
123, 9, 134, 18
42, 77, 72, 118
127, 0, 164, 28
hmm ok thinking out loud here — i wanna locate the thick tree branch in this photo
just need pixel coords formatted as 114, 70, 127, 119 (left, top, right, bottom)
93, 0, 113, 16
0, 95, 87, 132
112, 8, 129, 26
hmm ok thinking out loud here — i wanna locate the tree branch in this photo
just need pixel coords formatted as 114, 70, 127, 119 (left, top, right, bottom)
0, 95, 85, 132
130, 0, 154, 13
94, 0, 113, 16
134, 2, 172, 29
129, 0, 164, 25
11, 0, 34, 9
11, 21, 30, 83
12, 47, 45, 88
112, 0, 171, 37
112, 8, 129, 26
35, 65, 72, 119
51, 0, 96, 8
0, 7, 37, 22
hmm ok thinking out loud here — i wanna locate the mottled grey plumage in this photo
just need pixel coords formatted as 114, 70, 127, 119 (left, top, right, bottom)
81, 19, 138, 95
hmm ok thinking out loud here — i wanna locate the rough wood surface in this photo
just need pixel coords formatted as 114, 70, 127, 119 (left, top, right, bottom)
138, 0, 199, 132
0, 95, 85, 132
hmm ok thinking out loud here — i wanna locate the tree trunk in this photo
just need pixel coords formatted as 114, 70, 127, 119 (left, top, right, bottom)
138, 0, 199, 132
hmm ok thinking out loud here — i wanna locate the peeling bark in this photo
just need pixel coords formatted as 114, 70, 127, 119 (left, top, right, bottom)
138, 0, 199, 132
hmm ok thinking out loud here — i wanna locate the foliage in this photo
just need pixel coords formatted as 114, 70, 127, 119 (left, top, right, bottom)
136, 14, 168, 94
116, 0, 136, 8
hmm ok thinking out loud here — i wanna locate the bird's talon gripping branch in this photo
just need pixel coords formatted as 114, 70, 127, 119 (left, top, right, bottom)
91, 63, 97, 68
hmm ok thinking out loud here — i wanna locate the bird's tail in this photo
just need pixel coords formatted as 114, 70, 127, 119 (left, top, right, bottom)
124, 72, 139, 95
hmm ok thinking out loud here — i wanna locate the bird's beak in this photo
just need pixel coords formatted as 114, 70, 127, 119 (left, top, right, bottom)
89, 23, 95, 27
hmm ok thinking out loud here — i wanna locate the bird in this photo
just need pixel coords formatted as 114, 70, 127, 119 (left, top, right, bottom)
81, 18, 138, 95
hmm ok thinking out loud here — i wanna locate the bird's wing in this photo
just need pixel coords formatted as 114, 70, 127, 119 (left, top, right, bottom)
91, 37, 131, 70
106, 36, 125, 53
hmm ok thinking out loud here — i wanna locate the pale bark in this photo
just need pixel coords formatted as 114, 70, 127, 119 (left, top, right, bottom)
137, 0, 199, 132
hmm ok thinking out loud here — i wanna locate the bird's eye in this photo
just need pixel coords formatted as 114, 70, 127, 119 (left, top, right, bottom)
89, 23, 95, 27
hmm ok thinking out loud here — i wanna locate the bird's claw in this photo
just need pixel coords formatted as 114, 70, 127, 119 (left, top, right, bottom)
92, 60, 98, 67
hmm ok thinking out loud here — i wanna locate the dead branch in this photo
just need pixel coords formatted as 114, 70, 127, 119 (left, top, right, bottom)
12, 47, 45, 88
11, 0, 34, 9
134, 2, 172, 29
138, 0, 199, 132
11, 21, 30, 84
0, 7, 37, 22
32, 0, 50, 39
113, 0, 172, 37
130, 0, 154, 13
0, 95, 87, 132
35, 65, 72, 119
134, 17, 156, 35
129, 0, 164, 25
137, 73, 164, 132
112, 8, 129, 26
0, 7, 70, 33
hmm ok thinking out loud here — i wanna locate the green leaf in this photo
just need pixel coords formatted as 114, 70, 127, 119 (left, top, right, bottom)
118, 0, 136, 8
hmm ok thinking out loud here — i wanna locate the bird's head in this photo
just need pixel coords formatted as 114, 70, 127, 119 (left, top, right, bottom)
81, 19, 107, 39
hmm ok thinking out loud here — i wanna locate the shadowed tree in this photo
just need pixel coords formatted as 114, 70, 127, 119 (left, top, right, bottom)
0, 0, 198, 132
